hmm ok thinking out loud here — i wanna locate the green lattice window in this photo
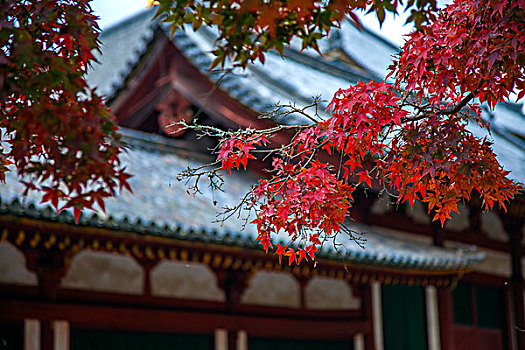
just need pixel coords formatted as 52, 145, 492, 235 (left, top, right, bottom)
249, 337, 353, 350
71, 329, 212, 350
382, 284, 428, 350
0, 323, 23, 350
452, 282, 474, 325
453, 282, 505, 329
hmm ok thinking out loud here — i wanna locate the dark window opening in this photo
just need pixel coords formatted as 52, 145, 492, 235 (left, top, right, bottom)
382, 284, 428, 350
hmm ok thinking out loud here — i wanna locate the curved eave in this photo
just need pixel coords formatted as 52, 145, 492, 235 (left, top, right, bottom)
0, 197, 484, 276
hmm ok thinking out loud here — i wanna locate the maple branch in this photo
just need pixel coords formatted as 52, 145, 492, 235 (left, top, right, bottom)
214, 189, 256, 228
260, 98, 325, 124
439, 91, 476, 116
402, 90, 478, 122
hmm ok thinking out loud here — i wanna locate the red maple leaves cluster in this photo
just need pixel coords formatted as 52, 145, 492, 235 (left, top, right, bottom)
213, 0, 523, 263
217, 133, 268, 173
253, 159, 354, 264
394, 0, 525, 109
388, 0, 524, 222
1, 0, 131, 222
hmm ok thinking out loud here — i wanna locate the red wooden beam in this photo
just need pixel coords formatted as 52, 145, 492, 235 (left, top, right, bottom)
0, 284, 363, 321
0, 299, 372, 340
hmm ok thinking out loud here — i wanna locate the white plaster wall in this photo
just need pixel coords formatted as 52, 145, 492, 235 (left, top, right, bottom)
150, 261, 224, 301
406, 200, 430, 225
371, 193, 393, 215
61, 251, 144, 294
481, 211, 508, 242
241, 271, 300, 308
372, 226, 433, 245
445, 204, 470, 232
305, 276, 361, 310
445, 241, 511, 277
0, 242, 37, 286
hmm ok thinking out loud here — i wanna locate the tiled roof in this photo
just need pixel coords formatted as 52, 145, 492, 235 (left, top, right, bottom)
1, 128, 485, 271
86, 8, 525, 183
86, 10, 157, 99
327, 20, 400, 79
11, 8, 525, 271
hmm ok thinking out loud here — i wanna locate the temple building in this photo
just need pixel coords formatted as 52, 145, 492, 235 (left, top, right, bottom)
1, 9, 524, 350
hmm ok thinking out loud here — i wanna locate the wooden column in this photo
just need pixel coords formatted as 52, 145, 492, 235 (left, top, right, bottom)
437, 288, 455, 350
504, 218, 524, 349
294, 275, 310, 310
353, 333, 365, 350
359, 284, 375, 350
352, 189, 375, 225
371, 281, 384, 350
236, 330, 248, 350
23, 247, 69, 350
141, 261, 156, 297
215, 329, 228, 350
24, 250, 67, 301
53, 320, 69, 350
24, 319, 40, 350
215, 270, 250, 350
432, 211, 453, 350
425, 286, 441, 350
41, 321, 53, 350
468, 203, 482, 233
39, 320, 70, 350
215, 270, 250, 311
227, 330, 236, 350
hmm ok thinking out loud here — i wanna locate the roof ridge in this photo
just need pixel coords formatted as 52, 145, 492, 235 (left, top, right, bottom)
328, 19, 399, 78
282, 47, 378, 82
169, 26, 317, 115
105, 26, 162, 103
498, 101, 525, 117
99, 7, 156, 39
347, 18, 401, 51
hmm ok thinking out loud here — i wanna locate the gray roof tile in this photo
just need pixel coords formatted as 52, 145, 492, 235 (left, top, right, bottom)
1, 128, 485, 270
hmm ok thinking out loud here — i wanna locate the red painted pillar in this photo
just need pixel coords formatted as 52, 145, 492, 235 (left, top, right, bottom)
359, 285, 376, 350
294, 275, 309, 310
141, 261, 156, 297
499, 213, 525, 350
437, 288, 455, 350
215, 269, 250, 350
24, 250, 66, 301
41, 321, 53, 350
508, 228, 524, 349
228, 330, 237, 350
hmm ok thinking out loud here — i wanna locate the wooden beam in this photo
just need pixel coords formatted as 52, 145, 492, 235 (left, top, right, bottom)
0, 299, 371, 341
